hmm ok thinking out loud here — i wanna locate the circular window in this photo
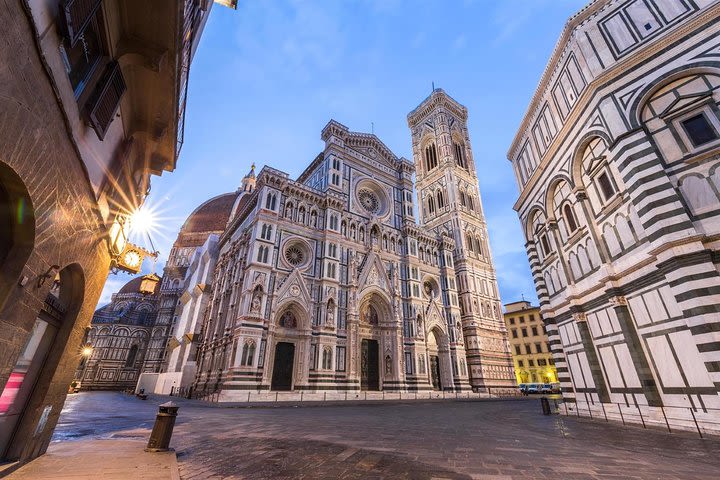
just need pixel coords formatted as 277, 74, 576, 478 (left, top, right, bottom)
355, 180, 389, 216
358, 189, 380, 214
423, 278, 439, 298
284, 245, 305, 266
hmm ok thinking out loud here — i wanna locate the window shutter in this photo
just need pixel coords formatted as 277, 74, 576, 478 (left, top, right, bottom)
86, 61, 126, 140
60, 0, 103, 47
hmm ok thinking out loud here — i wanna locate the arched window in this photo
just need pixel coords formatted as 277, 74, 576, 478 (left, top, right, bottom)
424, 143, 439, 171
437, 190, 445, 209
428, 196, 435, 215
460, 191, 466, 207
383, 234, 388, 250
466, 233, 474, 253
476, 236, 484, 256
265, 193, 277, 210
453, 142, 466, 169
322, 346, 333, 370
467, 196, 475, 211
125, 345, 138, 367
241, 341, 256, 366
563, 204, 578, 233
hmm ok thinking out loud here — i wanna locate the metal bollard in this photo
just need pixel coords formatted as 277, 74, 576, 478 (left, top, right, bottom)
540, 397, 551, 415
146, 401, 179, 452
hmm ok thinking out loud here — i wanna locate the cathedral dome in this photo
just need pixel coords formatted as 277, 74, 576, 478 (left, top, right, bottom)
175, 192, 239, 247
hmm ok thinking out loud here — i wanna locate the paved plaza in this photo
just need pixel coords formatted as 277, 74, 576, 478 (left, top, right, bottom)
42, 392, 720, 479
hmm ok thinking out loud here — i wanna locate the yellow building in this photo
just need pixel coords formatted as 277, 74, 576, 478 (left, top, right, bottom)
503, 301, 557, 385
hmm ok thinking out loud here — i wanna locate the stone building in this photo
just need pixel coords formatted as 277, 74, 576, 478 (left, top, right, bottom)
137, 183, 244, 395
76, 275, 161, 390
508, 0, 720, 432
0, 0, 212, 464
503, 301, 557, 385
193, 90, 515, 400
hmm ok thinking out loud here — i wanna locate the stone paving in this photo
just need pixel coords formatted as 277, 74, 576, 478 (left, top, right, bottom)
49, 391, 720, 479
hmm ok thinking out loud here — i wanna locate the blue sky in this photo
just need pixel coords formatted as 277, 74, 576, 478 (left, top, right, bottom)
101, 0, 589, 306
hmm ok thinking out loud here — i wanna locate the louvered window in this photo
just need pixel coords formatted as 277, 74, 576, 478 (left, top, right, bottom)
86, 61, 126, 140
60, 0, 103, 47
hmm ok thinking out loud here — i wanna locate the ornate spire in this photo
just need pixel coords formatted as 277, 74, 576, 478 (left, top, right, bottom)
240, 163, 257, 193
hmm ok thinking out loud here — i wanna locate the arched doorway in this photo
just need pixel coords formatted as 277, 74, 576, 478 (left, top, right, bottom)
358, 292, 391, 391
270, 305, 306, 391
427, 329, 442, 390
0, 264, 84, 460
0, 162, 35, 311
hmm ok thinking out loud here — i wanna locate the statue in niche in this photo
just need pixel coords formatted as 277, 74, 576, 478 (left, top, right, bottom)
250, 287, 262, 314
326, 307, 335, 327
385, 354, 392, 376
348, 250, 357, 281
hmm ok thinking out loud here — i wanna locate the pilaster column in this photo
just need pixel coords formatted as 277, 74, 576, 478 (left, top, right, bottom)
608, 294, 662, 406
571, 310, 610, 403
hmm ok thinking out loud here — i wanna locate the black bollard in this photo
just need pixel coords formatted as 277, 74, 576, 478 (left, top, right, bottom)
146, 401, 179, 452
540, 397, 551, 415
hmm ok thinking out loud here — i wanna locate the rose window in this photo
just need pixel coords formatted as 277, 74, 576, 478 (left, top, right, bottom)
358, 189, 380, 214
284, 245, 305, 266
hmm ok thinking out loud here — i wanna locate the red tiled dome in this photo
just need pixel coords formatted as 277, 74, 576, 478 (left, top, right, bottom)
175, 192, 239, 247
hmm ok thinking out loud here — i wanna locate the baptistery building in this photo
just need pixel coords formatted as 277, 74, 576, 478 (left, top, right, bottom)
193, 91, 514, 399
509, 0, 720, 432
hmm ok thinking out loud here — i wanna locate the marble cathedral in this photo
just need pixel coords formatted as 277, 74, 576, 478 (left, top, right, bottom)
191, 90, 515, 398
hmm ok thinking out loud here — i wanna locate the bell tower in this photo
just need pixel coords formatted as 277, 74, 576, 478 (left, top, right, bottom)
407, 89, 515, 391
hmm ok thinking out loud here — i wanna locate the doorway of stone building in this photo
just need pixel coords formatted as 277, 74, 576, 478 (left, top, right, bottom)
430, 355, 442, 390
271, 342, 295, 391
0, 308, 60, 457
361, 339, 379, 391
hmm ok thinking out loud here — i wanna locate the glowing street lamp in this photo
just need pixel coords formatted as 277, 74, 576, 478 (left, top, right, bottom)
108, 206, 158, 274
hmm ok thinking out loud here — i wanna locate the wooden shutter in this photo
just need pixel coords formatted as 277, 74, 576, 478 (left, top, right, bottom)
86, 61, 126, 140
60, 0, 103, 47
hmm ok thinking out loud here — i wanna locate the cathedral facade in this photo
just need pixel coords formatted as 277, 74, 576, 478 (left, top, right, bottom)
193, 91, 515, 398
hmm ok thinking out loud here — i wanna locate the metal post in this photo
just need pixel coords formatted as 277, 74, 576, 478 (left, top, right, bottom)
587, 402, 593, 419
564, 401, 568, 416
601, 402, 608, 422
275, 391, 278, 402
324, 392, 326, 401
661, 406, 671, 433
301, 391, 304, 402
637, 405, 646, 429
247, 391, 250, 402
689, 408, 703, 439
618, 404, 626, 426
345, 391, 348, 401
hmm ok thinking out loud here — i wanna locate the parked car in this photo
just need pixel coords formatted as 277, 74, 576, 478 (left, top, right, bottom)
551, 382, 561, 394
518, 383, 527, 394
526, 383, 540, 394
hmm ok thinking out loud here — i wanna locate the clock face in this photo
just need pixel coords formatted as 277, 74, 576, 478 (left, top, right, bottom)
123, 250, 142, 268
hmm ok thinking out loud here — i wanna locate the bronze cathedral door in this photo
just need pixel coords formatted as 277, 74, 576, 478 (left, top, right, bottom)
271, 342, 294, 391
361, 339, 379, 391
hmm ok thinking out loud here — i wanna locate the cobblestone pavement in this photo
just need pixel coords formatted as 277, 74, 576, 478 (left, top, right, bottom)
54, 392, 720, 479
